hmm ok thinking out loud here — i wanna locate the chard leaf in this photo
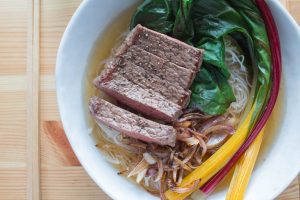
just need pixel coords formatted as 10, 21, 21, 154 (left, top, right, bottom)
130, 0, 174, 34
172, 0, 194, 43
190, 64, 236, 115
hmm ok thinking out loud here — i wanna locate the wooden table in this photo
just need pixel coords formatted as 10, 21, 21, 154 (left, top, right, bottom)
0, 0, 299, 199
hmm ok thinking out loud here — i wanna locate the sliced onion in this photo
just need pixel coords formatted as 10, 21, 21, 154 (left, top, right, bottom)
202, 125, 235, 136
182, 137, 199, 146
155, 159, 164, 182
169, 179, 200, 194
143, 152, 157, 165
173, 157, 192, 172
206, 133, 230, 150
129, 142, 147, 149
144, 176, 151, 187
163, 166, 181, 172
112, 134, 140, 153
191, 134, 207, 158
176, 169, 184, 185
160, 172, 167, 200
188, 129, 207, 139
175, 121, 192, 128
178, 113, 210, 122
128, 158, 149, 177
147, 168, 157, 177
198, 115, 226, 132
172, 169, 178, 183
187, 162, 200, 169
182, 146, 197, 163
136, 168, 147, 183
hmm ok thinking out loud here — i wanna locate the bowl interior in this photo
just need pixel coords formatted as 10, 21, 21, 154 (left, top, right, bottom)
56, 0, 300, 199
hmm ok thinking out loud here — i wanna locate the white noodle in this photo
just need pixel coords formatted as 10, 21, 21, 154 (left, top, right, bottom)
225, 38, 251, 115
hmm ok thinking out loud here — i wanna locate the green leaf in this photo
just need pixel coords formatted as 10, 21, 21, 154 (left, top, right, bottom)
172, 0, 194, 42
189, 64, 236, 115
130, 0, 174, 34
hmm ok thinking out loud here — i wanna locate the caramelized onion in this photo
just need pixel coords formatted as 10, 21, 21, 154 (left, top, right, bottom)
173, 157, 192, 172
128, 159, 148, 177
202, 125, 234, 136
155, 159, 164, 182
169, 180, 200, 194
206, 133, 230, 150
198, 115, 227, 132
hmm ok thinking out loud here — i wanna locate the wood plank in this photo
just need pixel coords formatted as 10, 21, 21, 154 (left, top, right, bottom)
0, 0, 27, 75
41, 121, 80, 167
0, 169, 27, 200
40, 90, 60, 120
26, 0, 41, 199
0, 1, 28, 198
0, 93, 26, 168
40, 0, 83, 75
41, 167, 109, 200
0, 76, 27, 91
0, 1, 28, 199
0, 92, 27, 168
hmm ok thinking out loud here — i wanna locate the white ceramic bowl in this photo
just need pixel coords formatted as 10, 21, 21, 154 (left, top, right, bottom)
56, 0, 300, 199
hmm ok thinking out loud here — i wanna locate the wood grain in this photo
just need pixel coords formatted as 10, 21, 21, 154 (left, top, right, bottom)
26, 0, 41, 198
41, 168, 108, 200
0, 0, 27, 75
0, 169, 27, 200
43, 121, 80, 167
0, 1, 27, 200
0, 0, 299, 200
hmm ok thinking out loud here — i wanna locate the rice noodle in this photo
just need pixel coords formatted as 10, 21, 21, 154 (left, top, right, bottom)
225, 37, 251, 115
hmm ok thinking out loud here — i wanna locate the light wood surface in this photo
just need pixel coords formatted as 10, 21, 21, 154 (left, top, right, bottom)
0, 0, 299, 199
27, 0, 41, 199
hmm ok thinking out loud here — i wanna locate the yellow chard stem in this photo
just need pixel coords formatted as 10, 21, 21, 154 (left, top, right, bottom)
225, 127, 265, 200
164, 107, 255, 200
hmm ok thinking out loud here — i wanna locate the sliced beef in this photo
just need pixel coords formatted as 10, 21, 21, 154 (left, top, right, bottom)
89, 97, 177, 146
92, 25, 204, 123
125, 24, 204, 72
105, 58, 190, 107
94, 73, 182, 122
116, 46, 195, 89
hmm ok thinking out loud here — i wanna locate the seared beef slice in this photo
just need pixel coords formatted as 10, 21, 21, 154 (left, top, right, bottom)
117, 46, 195, 89
94, 72, 182, 122
95, 51, 191, 107
126, 24, 204, 72
89, 97, 177, 146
